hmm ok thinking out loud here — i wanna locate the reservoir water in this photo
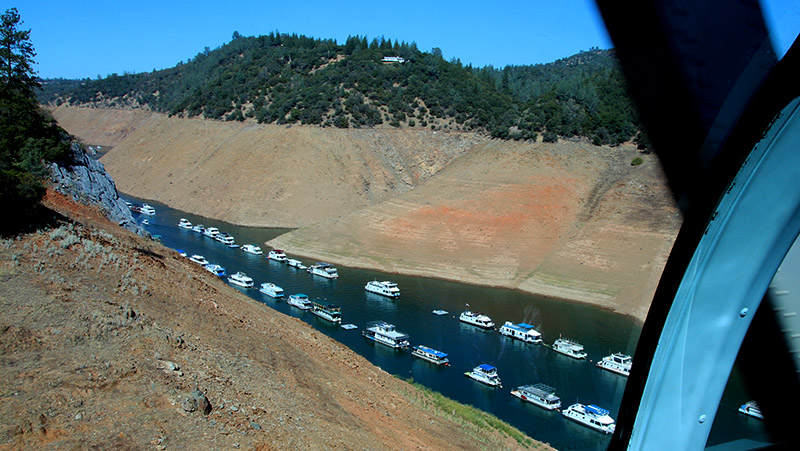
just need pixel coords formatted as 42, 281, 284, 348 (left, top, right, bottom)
127, 196, 768, 450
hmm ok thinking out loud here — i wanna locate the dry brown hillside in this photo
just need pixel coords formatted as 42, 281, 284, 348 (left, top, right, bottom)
0, 190, 546, 450
51, 106, 681, 321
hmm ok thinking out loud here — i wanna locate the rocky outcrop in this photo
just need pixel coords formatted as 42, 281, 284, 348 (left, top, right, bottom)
50, 142, 145, 236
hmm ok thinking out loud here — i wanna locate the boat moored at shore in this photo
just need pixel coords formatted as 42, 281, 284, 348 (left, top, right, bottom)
499, 321, 542, 343
552, 338, 588, 359
204, 263, 226, 277
738, 400, 763, 419
259, 282, 284, 298
307, 262, 339, 279
365, 280, 400, 298
411, 345, 449, 365
596, 353, 632, 376
459, 305, 495, 329
241, 244, 263, 255
465, 364, 502, 387
267, 249, 287, 262
189, 254, 209, 265
178, 218, 192, 229
362, 321, 410, 348
140, 203, 156, 215
215, 232, 235, 246
287, 258, 307, 270
287, 294, 312, 310
562, 403, 615, 434
203, 226, 220, 238
228, 272, 254, 288
191, 224, 205, 234
310, 301, 342, 323
511, 384, 561, 410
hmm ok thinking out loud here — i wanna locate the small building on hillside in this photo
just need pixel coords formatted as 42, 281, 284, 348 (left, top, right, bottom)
381, 56, 406, 64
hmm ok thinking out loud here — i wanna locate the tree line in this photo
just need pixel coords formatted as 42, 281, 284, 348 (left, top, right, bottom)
40, 32, 645, 147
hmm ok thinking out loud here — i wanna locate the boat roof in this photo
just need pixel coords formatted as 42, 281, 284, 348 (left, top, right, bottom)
504, 322, 540, 333
586, 404, 610, 416
477, 364, 496, 372
291, 293, 308, 298
416, 345, 448, 358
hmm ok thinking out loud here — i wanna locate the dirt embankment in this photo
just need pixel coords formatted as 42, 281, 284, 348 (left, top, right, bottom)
0, 190, 545, 450
51, 106, 682, 322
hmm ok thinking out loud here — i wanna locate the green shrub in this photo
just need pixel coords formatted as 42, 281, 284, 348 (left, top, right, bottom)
631, 156, 644, 166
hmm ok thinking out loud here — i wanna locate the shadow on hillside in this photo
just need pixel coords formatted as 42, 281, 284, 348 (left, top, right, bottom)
0, 204, 68, 237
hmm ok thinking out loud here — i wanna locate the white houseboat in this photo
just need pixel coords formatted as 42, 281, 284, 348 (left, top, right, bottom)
499, 322, 542, 343
411, 345, 450, 366
459, 305, 495, 329
596, 353, 632, 376
511, 384, 561, 410
287, 258, 307, 270
364, 280, 401, 298
228, 272, 254, 288
191, 224, 205, 234
562, 403, 616, 434
738, 400, 764, 419
140, 203, 156, 215
362, 321, 410, 349
241, 244, 263, 255
189, 254, 209, 265
215, 232, 235, 246
307, 262, 339, 279
259, 282, 284, 298
178, 218, 193, 229
203, 226, 220, 238
204, 263, 226, 277
552, 338, 588, 359
311, 301, 342, 323
465, 364, 502, 387
287, 294, 312, 310
267, 249, 287, 262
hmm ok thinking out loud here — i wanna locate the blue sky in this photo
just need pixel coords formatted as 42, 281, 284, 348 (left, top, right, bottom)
15, 0, 613, 79
11, 1, 800, 80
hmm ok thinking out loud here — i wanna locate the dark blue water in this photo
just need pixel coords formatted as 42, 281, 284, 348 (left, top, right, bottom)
127, 195, 767, 450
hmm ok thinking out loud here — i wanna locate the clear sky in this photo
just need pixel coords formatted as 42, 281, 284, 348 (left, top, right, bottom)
14, 0, 613, 80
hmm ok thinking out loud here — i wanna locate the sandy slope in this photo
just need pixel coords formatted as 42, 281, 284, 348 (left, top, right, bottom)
51, 106, 681, 321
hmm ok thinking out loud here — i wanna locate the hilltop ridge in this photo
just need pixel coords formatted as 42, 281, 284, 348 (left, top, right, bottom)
41, 33, 641, 146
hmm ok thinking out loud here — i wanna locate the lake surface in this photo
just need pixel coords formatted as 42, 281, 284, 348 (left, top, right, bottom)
126, 195, 767, 450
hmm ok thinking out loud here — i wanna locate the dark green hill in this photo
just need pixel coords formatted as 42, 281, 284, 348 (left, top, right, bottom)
40, 33, 642, 145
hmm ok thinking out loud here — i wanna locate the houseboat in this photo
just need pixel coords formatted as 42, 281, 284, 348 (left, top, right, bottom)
189, 254, 209, 265
511, 384, 561, 410
738, 401, 764, 419
596, 353, 632, 376
499, 321, 542, 343
562, 403, 616, 434
215, 232, 235, 246
267, 249, 287, 262
311, 301, 342, 323
552, 338, 588, 359
241, 244, 263, 255
228, 272, 254, 288
140, 203, 156, 215
178, 218, 192, 229
364, 280, 401, 298
432, 310, 449, 316
203, 226, 220, 238
465, 364, 502, 387
191, 224, 205, 234
459, 306, 495, 329
307, 262, 339, 279
411, 345, 450, 365
287, 258, 307, 270
259, 282, 284, 298
362, 321, 410, 349
287, 294, 312, 310
204, 263, 226, 277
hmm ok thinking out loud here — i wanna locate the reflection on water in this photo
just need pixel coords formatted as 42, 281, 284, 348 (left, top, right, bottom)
123, 195, 765, 449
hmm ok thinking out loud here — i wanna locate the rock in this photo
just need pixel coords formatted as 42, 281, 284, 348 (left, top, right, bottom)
249, 422, 261, 430
50, 143, 146, 236
181, 389, 211, 415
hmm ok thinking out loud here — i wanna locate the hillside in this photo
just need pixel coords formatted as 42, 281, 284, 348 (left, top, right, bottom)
40, 33, 640, 146
0, 189, 545, 449
51, 106, 681, 322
